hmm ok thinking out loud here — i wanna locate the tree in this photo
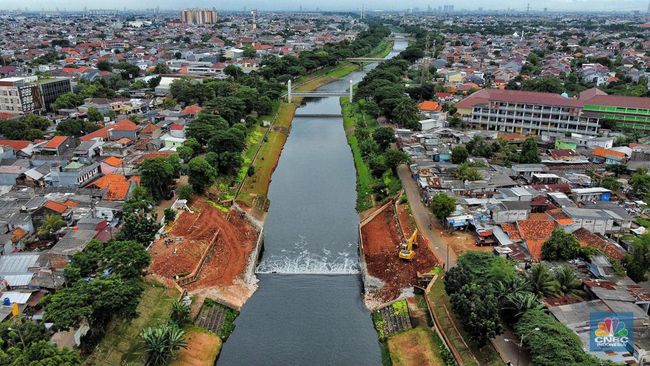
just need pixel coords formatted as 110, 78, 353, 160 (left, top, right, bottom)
177, 184, 194, 201
141, 324, 187, 366
56, 119, 100, 137
97, 60, 112, 71
519, 137, 541, 163
541, 228, 581, 261
623, 235, 650, 282
455, 162, 482, 181
527, 264, 559, 298
449, 283, 503, 346
164, 208, 176, 223
37, 214, 65, 240
170, 301, 190, 327
86, 107, 103, 122
187, 157, 217, 193
383, 149, 409, 172
138, 157, 176, 201
100, 240, 150, 279
242, 45, 257, 58
555, 266, 583, 296
216, 151, 243, 175
392, 97, 420, 129
630, 168, 650, 195
0, 338, 81, 366
154, 63, 171, 75
451, 145, 469, 164
43, 277, 143, 329
503, 292, 541, 319
372, 127, 396, 150
600, 176, 621, 191
208, 128, 246, 154
224, 65, 243, 79
118, 211, 160, 245
430, 193, 456, 221
52, 92, 83, 110
516, 309, 604, 366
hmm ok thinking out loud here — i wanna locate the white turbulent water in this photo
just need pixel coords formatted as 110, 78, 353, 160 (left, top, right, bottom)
256, 236, 360, 274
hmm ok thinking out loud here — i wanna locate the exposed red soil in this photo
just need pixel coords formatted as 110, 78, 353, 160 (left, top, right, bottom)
361, 203, 438, 303
148, 199, 258, 290
187, 209, 257, 290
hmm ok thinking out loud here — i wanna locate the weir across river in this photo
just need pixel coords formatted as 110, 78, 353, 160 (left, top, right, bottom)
217, 38, 408, 366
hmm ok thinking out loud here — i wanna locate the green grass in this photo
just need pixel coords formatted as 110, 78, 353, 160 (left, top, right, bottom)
170, 325, 222, 366
85, 281, 179, 366
341, 97, 374, 211
387, 327, 448, 366
635, 217, 650, 229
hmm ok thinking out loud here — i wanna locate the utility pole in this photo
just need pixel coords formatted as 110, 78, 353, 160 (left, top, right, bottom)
349, 80, 353, 101
287, 80, 292, 103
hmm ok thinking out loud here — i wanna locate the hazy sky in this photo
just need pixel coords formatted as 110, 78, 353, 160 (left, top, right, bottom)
4, 0, 648, 12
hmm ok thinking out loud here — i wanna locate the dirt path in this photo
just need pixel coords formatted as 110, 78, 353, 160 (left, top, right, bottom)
397, 165, 458, 268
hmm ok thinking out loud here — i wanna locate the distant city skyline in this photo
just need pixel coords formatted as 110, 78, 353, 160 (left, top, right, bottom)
3, 0, 649, 12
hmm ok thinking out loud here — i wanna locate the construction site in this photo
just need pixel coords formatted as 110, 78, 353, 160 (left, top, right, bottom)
147, 198, 262, 310
360, 197, 439, 309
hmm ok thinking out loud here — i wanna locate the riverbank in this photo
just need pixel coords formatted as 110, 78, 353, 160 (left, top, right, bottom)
236, 37, 395, 215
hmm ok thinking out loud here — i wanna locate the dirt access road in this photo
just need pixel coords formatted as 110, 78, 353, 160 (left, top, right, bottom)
397, 165, 458, 268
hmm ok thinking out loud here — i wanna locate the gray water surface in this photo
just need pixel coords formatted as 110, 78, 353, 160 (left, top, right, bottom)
218, 40, 407, 366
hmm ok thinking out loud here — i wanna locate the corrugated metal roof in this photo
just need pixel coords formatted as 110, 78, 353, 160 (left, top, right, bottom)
0, 253, 40, 274
2, 274, 34, 287
0, 291, 32, 304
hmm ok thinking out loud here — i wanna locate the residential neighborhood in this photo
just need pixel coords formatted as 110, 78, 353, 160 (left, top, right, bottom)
0, 6, 649, 366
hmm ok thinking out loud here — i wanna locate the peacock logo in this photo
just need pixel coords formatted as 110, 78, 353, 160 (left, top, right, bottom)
591, 313, 632, 352
595, 317, 628, 338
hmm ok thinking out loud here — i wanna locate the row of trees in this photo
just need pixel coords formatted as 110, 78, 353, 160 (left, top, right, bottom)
444, 252, 606, 365
0, 318, 81, 365
451, 136, 540, 167
0, 114, 51, 140
259, 22, 391, 82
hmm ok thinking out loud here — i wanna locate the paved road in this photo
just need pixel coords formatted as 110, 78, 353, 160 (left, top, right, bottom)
396, 165, 457, 268
397, 164, 530, 366
491, 329, 532, 366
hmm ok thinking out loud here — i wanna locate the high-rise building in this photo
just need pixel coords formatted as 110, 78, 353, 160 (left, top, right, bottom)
180, 9, 218, 25
0, 76, 42, 114
0, 76, 72, 114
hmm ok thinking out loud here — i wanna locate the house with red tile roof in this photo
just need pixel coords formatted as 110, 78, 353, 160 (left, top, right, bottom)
516, 213, 557, 261
80, 119, 138, 142
100, 156, 124, 175
180, 104, 203, 116
573, 228, 626, 261
31, 200, 74, 231
590, 147, 627, 165
87, 174, 137, 201
40, 136, 72, 156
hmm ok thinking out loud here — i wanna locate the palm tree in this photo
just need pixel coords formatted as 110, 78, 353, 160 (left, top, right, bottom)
37, 214, 65, 240
141, 324, 187, 366
495, 275, 531, 305
555, 266, 583, 296
527, 264, 560, 298
170, 301, 190, 326
504, 292, 542, 319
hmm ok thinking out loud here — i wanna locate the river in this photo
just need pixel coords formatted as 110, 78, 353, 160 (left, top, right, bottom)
218, 39, 407, 366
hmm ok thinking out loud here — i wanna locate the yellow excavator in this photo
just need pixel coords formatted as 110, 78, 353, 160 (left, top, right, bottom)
399, 229, 418, 260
